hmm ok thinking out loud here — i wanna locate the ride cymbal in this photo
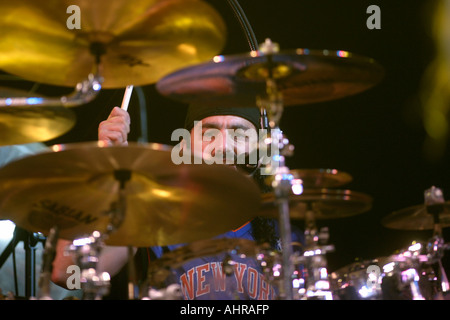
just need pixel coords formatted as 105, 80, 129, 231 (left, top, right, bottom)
156, 48, 384, 107
0, 142, 261, 246
260, 188, 373, 220
0, 0, 226, 88
382, 202, 450, 230
266, 168, 353, 189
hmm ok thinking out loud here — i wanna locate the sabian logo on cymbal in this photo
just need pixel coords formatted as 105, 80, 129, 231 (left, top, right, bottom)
28, 199, 98, 230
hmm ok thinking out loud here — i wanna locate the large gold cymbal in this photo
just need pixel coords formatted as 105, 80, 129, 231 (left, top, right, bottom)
156, 49, 385, 107
0, 0, 226, 88
0, 142, 261, 246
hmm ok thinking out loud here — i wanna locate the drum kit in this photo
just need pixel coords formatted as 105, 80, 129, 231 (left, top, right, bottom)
0, 0, 448, 301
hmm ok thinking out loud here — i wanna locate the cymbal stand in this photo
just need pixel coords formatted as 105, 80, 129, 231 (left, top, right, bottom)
256, 39, 335, 300
0, 226, 45, 298
293, 204, 334, 300
37, 226, 59, 300
67, 169, 131, 300
424, 186, 450, 296
256, 39, 295, 300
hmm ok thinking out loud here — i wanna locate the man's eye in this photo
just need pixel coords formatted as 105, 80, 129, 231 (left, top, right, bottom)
202, 130, 215, 138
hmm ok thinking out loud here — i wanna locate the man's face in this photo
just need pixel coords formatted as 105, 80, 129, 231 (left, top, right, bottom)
189, 115, 257, 167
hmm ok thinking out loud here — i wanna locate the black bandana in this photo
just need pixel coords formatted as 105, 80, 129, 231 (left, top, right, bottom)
184, 104, 261, 131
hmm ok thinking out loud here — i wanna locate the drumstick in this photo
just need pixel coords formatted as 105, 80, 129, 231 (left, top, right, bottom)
121, 85, 134, 111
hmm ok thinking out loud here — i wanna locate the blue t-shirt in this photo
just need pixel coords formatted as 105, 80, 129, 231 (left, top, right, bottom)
148, 220, 303, 300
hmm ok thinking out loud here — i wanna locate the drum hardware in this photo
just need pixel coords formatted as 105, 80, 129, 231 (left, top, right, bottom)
333, 185, 450, 300
291, 206, 335, 300
66, 231, 111, 300
37, 226, 59, 300
423, 186, 450, 296
382, 186, 450, 297
65, 169, 131, 300
0, 71, 103, 108
246, 38, 296, 300
250, 39, 339, 300
259, 186, 372, 300
0, 225, 45, 299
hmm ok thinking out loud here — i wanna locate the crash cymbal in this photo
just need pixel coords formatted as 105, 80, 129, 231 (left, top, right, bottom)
0, 104, 76, 146
0, 0, 226, 88
0, 142, 261, 246
267, 168, 353, 188
382, 202, 450, 230
156, 48, 384, 107
260, 188, 372, 220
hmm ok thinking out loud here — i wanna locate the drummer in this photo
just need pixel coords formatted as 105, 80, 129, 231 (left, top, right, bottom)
52, 104, 304, 300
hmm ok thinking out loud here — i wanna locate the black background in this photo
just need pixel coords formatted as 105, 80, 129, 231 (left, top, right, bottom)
1, 0, 450, 274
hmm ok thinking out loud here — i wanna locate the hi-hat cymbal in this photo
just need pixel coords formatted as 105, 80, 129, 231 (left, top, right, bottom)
156, 48, 385, 107
260, 188, 373, 220
382, 202, 450, 230
0, 0, 226, 88
0, 105, 76, 146
0, 142, 261, 246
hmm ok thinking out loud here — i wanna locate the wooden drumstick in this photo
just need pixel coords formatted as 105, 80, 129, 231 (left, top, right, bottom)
121, 85, 134, 111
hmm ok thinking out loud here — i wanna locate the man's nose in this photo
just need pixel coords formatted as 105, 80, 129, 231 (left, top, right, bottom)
211, 131, 235, 160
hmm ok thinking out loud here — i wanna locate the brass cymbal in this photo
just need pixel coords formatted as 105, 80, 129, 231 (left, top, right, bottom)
0, 0, 226, 88
382, 202, 450, 230
0, 105, 76, 146
0, 142, 261, 246
156, 49, 384, 107
266, 168, 353, 188
260, 188, 373, 220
